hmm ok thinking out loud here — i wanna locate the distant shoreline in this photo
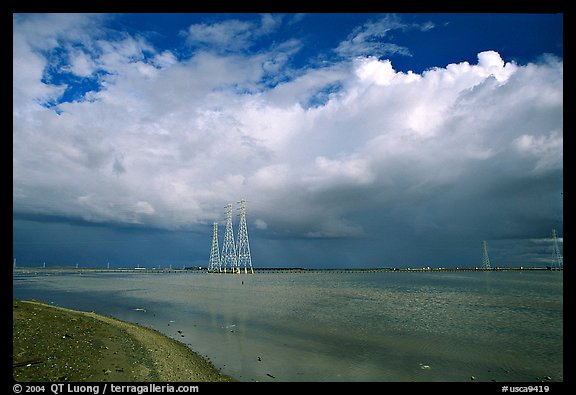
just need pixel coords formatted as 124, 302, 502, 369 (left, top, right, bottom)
13, 266, 563, 274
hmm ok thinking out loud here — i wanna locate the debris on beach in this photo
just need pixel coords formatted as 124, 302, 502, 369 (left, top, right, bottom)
13, 358, 44, 368
132, 308, 147, 312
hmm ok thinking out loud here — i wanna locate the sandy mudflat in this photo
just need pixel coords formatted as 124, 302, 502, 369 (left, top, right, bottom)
13, 299, 234, 382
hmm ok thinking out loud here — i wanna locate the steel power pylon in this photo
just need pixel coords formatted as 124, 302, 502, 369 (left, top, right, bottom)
208, 222, 221, 272
236, 199, 254, 274
221, 204, 238, 273
552, 229, 563, 268
482, 240, 491, 269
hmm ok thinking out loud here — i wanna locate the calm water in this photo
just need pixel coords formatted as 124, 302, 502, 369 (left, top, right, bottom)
13, 270, 563, 382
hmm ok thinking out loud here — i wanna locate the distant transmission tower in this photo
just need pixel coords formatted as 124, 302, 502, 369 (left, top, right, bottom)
482, 240, 491, 269
551, 229, 563, 268
221, 204, 238, 273
208, 222, 221, 272
236, 199, 254, 274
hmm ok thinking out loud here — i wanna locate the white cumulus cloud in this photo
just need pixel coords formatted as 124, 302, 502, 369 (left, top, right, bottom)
13, 14, 562, 248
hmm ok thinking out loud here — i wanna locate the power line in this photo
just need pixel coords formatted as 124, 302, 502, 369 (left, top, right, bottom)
551, 229, 563, 268
221, 203, 238, 273
482, 240, 491, 269
236, 199, 254, 274
208, 222, 221, 272
208, 200, 254, 274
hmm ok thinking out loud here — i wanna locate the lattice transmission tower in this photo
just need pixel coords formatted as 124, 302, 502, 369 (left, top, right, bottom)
208, 222, 221, 272
221, 204, 238, 273
236, 199, 254, 274
552, 229, 563, 268
482, 240, 491, 269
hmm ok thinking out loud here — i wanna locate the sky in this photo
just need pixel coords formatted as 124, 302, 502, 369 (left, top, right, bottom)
13, 13, 563, 269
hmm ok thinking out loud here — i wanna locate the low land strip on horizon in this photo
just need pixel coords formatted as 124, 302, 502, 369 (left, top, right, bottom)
13, 266, 562, 274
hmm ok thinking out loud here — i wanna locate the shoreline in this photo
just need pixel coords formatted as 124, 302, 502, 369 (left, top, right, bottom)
13, 266, 563, 274
13, 299, 234, 382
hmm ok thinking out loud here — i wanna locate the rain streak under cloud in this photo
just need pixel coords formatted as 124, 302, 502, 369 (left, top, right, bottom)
13, 13, 563, 268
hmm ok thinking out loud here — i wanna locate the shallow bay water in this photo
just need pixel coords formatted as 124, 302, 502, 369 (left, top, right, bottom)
13, 270, 563, 382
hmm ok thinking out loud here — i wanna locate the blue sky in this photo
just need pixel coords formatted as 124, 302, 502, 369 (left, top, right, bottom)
13, 13, 563, 268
